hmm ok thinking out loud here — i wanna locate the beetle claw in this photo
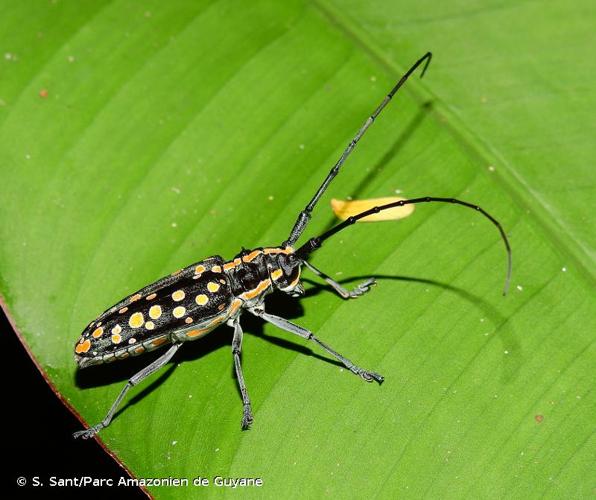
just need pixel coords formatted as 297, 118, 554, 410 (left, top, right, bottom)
348, 278, 376, 298
241, 405, 254, 430
73, 426, 100, 440
359, 370, 384, 384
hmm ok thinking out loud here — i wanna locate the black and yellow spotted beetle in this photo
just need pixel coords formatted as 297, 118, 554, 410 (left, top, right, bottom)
73, 52, 511, 439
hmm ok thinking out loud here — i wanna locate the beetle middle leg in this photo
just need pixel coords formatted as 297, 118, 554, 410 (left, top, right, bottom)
248, 308, 383, 383
230, 316, 254, 430
303, 260, 376, 299
73, 343, 182, 439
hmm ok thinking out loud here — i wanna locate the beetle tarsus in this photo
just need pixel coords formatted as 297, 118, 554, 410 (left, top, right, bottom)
73, 425, 101, 440
302, 261, 377, 300
241, 404, 254, 430
346, 278, 376, 298
357, 369, 384, 384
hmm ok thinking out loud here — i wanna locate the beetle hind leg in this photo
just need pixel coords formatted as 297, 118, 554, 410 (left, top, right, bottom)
73, 423, 104, 440
73, 343, 182, 439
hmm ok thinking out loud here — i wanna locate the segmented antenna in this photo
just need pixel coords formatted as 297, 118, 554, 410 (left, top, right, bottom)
296, 197, 512, 296
284, 52, 432, 247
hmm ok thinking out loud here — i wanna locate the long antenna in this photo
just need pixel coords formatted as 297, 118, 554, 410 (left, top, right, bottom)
283, 52, 433, 247
295, 197, 512, 296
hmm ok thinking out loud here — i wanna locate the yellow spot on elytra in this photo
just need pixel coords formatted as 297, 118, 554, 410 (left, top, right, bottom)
111, 333, 122, 344
172, 290, 185, 301
146, 293, 157, 301
129, 312, 144, 328
130, 293, 142, 302
195, 294, 208, 306
75, 339, 91, 354
128, 338, 137, 344
92, 327, 104, 338
145, 321, 155, 330
195, 265, 206, 274
219, 279, 226, 284
185, 317, 193, 324
271, 269, 283, 280
119, 307, 128, 314
149, 305, 162, 319
171, 269, 182, 276
173, 306, 186, 318
207, 282, 220, 293
111, 324, 122, 335
331, 196, 415, 222
212, 265, 222, 273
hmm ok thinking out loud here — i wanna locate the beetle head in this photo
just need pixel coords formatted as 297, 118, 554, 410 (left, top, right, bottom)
270, 253, 304, 297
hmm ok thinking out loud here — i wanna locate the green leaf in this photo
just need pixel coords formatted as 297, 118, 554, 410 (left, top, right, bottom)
1, 0, 594, 498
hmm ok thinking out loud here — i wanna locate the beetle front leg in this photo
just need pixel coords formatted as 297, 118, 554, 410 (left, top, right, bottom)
303, 260, 376, 299
230, 317, 254, 430
248, 308, 383, 383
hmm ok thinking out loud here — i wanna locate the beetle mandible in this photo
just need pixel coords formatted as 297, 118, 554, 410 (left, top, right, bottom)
73, 52, 511, 439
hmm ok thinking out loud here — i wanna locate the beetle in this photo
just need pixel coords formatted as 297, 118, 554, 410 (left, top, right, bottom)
73, 52, 511, 439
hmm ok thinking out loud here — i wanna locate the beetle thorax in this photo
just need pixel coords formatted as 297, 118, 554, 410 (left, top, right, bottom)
224, 247, 303, 303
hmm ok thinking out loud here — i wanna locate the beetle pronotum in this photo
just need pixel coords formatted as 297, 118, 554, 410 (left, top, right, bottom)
73, 52, 511, 439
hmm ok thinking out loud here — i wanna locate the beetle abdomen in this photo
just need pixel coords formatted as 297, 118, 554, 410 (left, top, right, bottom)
74, 255, 235, 368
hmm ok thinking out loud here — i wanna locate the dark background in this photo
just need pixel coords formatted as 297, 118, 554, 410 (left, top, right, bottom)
3, 306, 146, 498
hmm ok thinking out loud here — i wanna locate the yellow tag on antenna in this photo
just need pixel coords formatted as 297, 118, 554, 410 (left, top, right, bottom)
331, 197, 415, 222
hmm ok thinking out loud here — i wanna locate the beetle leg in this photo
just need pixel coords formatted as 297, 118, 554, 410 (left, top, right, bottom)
303, 260, 376, 299
73, 343, 182, 439
248, 308, 383, 384
230, 317, 254, 430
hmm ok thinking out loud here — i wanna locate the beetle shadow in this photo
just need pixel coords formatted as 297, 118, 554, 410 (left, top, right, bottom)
74, 329, 235, 422
318, 101, 433, 235
74, 271, 519, 423
301, 273, 521, 385
74, 292, 340, 421
240, 293, 344, 368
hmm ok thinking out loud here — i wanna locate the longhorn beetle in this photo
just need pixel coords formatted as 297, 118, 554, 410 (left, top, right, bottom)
73, 52, 511, 439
